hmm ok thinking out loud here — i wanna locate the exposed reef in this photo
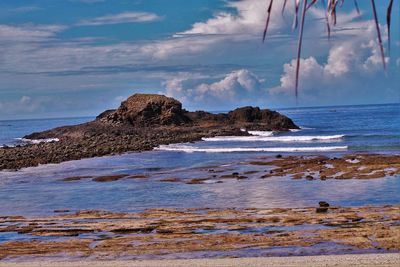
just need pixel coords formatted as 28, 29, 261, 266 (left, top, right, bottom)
0, 205, 399, 260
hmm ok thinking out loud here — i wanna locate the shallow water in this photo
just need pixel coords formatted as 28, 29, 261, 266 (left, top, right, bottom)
0, 150, 399, 216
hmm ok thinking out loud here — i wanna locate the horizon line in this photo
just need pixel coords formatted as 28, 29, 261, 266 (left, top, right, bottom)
0, 102, 399, 122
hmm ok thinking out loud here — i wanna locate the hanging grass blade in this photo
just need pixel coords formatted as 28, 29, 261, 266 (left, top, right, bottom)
295, 0, 308, 99
332, 1, 338, 25
262, 0, 274, 42
293, 0, 301, 29
371, 0, 387, 70
353, 0, 360, 15
321, 0, 331, 38
282, 0, 288, 15
306, 0, 318, 10
387, 0, 393, 54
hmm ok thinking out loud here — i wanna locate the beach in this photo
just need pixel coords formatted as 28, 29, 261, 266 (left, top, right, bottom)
1, 253, 399, 267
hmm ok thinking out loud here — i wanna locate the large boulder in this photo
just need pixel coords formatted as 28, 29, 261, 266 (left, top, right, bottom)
228, 106, 298, 130
97, 94, 191, 126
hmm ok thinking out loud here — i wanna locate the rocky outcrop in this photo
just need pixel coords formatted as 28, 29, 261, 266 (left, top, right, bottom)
1, 93, 299, 170
97, 94, 191, 126
96, 94, 297, 130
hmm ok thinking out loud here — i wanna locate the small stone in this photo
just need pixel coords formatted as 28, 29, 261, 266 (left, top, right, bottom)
276, 154, 282, 158
305, 175, 314, 180
319, 201, 330, 207
54, 209, 70, 213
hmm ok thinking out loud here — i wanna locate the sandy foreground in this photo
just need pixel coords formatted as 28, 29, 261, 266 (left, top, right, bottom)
1, 253, 399, 267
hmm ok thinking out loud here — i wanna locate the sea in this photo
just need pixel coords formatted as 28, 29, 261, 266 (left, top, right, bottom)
0, 103, 399, 217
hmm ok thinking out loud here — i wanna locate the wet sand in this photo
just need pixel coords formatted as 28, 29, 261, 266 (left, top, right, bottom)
1, 253, 399, 267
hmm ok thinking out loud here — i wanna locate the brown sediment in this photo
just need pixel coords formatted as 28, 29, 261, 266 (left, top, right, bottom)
252, 154, 400, 180
186, 178, 209, 184
0, 205, 399, 260
57, 154, 399, 185
62, 176, 92, 181
160, 177, 182, 182
127, 174, 149, 179
92, 174, 129, 182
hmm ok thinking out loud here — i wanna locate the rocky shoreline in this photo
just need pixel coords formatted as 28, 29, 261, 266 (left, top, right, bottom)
0, 94, 298, 171
0, 205, 399, 260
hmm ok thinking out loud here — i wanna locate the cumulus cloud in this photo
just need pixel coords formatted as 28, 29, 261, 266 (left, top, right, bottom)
78, 12, 161, 26
177, 0, 290, 37
164, 69, 265, 108
270, 16, 392, 104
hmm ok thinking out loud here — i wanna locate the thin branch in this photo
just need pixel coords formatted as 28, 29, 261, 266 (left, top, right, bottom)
321, 0, 331, 38
371, 0, 386, 70
353, 0, 360, 15
282, 0, 288, 14
262, 0, 274, 42
295, 0, 308, 99
387, 0, 394, 54
293, 0, 301, 29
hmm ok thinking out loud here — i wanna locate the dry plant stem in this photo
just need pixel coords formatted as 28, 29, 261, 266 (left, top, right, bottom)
263, 0, 274, 42
293, 0, 301, 29
295, 0, 308, 99
282, 0, 288, 14
387, 0, 393, 53
353, 0, 360, 14
370, 0, 387, 70
321, 0, 331, 38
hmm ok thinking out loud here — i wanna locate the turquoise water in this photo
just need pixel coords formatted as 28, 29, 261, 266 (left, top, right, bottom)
0, 103, 399, 216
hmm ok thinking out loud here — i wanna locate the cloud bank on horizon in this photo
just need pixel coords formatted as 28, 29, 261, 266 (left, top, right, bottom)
0, 0, 398, 119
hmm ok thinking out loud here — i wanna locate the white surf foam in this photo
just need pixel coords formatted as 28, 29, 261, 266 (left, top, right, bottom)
202, 134, 345, 142
247, 131, 275, 136
15, 138, 60, 144
156, 145, 348, 153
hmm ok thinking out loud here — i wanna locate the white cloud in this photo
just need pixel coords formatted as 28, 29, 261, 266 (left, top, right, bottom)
164, 69, 265, 107
177, 0, 290, 37
78, 12, 161, 26
270, 15, 391, 102
0, 24, 66, 42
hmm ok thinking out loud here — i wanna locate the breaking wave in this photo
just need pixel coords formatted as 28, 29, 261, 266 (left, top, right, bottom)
202, 134, 345, 142
156, 145, 348, 153
15, 138, 60, 145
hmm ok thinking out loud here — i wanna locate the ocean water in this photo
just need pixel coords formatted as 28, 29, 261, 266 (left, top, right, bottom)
0, 103, 399, 216
1, 104, 399, 152
0, 117, 93, 147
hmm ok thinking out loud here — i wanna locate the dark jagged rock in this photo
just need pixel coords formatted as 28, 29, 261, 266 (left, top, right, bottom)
0, 93, 299, 170
98, 94, 191, 126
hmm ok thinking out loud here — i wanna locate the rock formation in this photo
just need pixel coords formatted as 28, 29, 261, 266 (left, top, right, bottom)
95, 94, 298, 130
1, 93, 299, 170
97, 94, 191, 126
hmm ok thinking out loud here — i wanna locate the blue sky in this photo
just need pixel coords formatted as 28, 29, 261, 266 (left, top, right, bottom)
0, 0, 399, 119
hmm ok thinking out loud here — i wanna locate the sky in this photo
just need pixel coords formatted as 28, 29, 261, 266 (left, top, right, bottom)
0, 0, 399, 119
